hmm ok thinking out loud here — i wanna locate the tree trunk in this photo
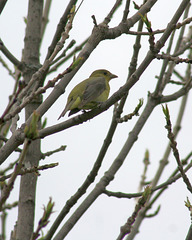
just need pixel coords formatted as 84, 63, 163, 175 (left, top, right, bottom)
16, 0, 43, 239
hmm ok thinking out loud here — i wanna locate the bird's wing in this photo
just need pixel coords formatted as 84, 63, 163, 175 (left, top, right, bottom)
79, 77, 106, 108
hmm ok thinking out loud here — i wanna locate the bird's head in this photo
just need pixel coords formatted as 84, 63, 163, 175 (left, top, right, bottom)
90, 69, 118, 82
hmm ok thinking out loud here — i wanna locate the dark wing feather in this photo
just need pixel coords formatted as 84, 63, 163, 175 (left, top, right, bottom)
79, 77, 106, 108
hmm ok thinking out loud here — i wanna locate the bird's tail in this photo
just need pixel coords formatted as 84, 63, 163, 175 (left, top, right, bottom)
57, 107, 68, 120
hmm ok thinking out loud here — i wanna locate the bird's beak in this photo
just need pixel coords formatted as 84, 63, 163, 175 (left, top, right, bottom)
111, 73, 118, 79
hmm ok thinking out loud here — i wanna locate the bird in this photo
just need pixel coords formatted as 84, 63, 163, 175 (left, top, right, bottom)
58, 69, 117, 119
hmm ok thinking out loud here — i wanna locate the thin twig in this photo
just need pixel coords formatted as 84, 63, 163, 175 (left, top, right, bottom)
0, 139, 30, 211
45, 0, 78, 60
30, 198, 54, 240
0, 0, 7, 14
103, 0, 122, 25
0, 163, 58, 182
138, 150, 150, 192
156, 53, 192, 64
0, 39, 23, 70
104, 158, 192, 200
0, 55, 14, 77
41, 145, 66, 159
116, 187, 151, 240
41, 0, 52, 40
122, 0, 131, 22
162, 104, 192, 193
117, 99, 143, 123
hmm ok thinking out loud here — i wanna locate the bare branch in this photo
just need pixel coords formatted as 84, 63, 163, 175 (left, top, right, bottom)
0, 55, 14, 77
41, 0, 52, 40
45, 0, 78, 60
122, 0, 131, 22
0, 0, 7, 14
0, 163, 59, 182
0, 39, 23, 70
116, 187, 151, 240
0, 139, 30, 211
162, 104, 192, 193
103, 0, 122, 25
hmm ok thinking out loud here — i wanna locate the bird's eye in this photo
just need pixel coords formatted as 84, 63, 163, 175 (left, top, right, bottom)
104, 72, 107, 75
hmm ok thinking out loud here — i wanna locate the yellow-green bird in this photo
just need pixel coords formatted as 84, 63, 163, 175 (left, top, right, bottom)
58, 69, 117, 119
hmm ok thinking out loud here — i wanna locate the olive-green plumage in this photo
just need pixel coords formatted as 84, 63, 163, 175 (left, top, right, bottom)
58, 69, 117, 119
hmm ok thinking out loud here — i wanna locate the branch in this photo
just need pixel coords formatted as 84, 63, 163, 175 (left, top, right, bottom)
0, 80, 26, 121
0, 39, 23, 70
48, 38, 87, 74
0, 163, 59, 182
160, 81, 192, 103
185, 224, 192, 240
47, 3, 76, 63
0, 1, 79, 125
116, 187, 151, 240
30, 198, 54, 240
156, 53, 192, 64
0, 55, 14, 77
41, 0, 52, 40
162, 104, 192, 193
122, 0, 131, 22
0, 139, 30, 211
138, 149, 150, 192
44, 110, 123, 240
103, 0, 122, 25
104, 158, 192, 199
41, 145, 66, 159
49, 39, 76, 67
45, 0, 78, 60
2, 60, 79, 123
1, 201, 18, 211
0, 0, 183, 168
0, 0, 8, 15
117, 99, 143, 123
